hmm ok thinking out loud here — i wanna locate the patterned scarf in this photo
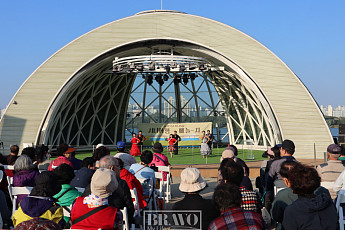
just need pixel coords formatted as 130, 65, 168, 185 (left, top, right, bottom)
83, 194, 108, 208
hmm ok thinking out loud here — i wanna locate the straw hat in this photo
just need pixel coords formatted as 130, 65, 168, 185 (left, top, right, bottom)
179, 167, 206, 193
220, 149, 236, 162
91, 168, 118, 198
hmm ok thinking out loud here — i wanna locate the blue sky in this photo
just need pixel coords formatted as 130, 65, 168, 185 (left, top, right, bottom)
1, 0, 344, 109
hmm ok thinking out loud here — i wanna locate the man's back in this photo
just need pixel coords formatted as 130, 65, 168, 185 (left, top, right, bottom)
317, 160, 345, 181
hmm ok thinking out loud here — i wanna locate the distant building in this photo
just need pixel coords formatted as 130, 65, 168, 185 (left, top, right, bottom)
320, 105, 345, 117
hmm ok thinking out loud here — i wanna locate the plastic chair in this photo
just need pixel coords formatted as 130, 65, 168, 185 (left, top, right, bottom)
321, 181, 335, 190
157, 165, 171, 202
120, 207, 129, 230
130, 188, 141, 215
336, 190, 345, 230
2, 165, 14, 170
75, 187, 85, 193
10, 186, 33, 217
274, 186, 284, 196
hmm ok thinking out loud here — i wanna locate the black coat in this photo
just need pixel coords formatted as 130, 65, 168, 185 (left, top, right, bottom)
172, 194, 220, 230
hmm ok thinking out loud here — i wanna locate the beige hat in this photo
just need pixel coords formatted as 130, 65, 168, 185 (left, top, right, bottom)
91, 168, 118, 198
179, 167, 206, 193
220, 149, 236, 162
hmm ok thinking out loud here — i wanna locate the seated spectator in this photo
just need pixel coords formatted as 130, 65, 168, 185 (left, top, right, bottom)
317, 143, 345, 198
14, 217, 62, 230
218, 151, 253, 190
13, 155, 40, 204
4, 145, 19, 165
71, 168, 122, 230
21, 147, 37, 164
149, 142, 170, 181
12, 171, 64, 227
53, 164, 82, 227
283, 164, 337, 229
266, 140, 297, 193
0, 188, 11, 229
82, 155, 135, 224
70, 157, 95, 188
48, 144, 73, 171
209, 183, 267, 230
333, 169, 345, 195
228, 145, 249, 176
129, 150, 155, 196
221, 158, 259, 212
36, 144, 52, 171
173, 167, 219, 230
117, 158, 147, 209
64, 148, 82, 170
114, 141, 136, 169
271, 161, 330, 229
93, 146, 109, 168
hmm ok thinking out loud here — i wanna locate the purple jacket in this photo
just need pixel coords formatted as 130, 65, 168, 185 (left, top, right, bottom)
13, 170, 39, 205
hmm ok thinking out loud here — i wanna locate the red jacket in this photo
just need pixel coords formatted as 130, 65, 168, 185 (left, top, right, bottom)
120, 168, 147, 209
47, 156, 73, 171
71, 197, 117, 230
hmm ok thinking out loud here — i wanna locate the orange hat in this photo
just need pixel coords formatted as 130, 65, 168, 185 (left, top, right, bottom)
65, 147, 76, 153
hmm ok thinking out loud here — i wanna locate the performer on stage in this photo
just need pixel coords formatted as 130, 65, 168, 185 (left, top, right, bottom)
200, 131, 211, 158
172, 131, 181, 155
130, 133, 141, 156
206, 130, 214, 155
137, 130, 146, 153
168, 134, 177, 158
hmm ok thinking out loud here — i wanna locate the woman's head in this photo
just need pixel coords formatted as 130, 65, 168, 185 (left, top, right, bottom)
14, 155, 35, 172
21, 147, 37, 163
170, 134, 173, 138
93, 146, 109, 161
91, 168, 118, 198
140, 150, 153, 165
132, 133, 136, 137
213, 183, 241, 212
54, 163, 75, 185
288, 164, 321, 196
31, 171, 61, 198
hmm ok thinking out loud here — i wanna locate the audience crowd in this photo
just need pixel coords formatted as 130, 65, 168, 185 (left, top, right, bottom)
0, 139, 344, 229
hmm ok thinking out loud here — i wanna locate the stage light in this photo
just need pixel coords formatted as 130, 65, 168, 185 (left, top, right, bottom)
179, 64, 186, 72
190, 73, 196, 81
163, 74, 169, 81
147, 74, 153, 86
156, 74, 164, 86
149, 62, 155, 71
165, 65, 170, 74
129, 63, 135, 71
189, 63, 197, 70
182, 74, 189, 85
170, 62, 177, 68
174, 74, 181, 85
136, 64, 144, 72
199, 64, 207, 71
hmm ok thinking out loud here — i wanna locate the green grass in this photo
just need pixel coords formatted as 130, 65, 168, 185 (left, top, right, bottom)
54, 147, 265, 165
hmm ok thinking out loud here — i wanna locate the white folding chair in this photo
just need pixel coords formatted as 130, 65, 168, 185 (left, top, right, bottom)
321, 181, 335, 190
3, 165, 14, 170
75, 187, 85, 193
137, 178, 156, 210
120, 207, 129, 230
157, 165, 171, 202
130, 188, 141, 215
274, 186, 284, 196
10, 186, 33, 217
154, 171, 165, 210
335, 190, 345, 230
62, 205, 72, 218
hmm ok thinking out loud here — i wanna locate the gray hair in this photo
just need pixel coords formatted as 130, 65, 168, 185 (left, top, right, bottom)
99, 155, 119, 169
14, 155, 35, 172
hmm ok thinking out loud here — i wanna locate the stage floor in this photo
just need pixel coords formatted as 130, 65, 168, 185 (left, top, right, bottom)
170, 159, 326, 178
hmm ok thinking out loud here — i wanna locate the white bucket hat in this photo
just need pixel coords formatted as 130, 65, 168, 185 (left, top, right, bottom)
179, 167, 206, 193
220, 149, 236, 162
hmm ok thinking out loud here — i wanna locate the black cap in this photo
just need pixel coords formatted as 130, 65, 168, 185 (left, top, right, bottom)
327, 144, 341, 154
152, 142, 163, 153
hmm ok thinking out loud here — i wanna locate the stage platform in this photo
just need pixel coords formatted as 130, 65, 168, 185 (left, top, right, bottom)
170, 159, 326, 178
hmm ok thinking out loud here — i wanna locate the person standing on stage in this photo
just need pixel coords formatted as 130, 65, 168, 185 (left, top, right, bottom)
168, 134, 177, 158
206, 130, 214, 155
200, 131, 211, 158
137, 131, 145, 153
130, 133, 141, 156
172, 131, 181, 155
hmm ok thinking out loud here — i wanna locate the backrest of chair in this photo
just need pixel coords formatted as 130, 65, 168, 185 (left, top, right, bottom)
10, 186, 33, 196
120, 207, 129, 230
336, 190, 345, 211
157, 165, 170, 173
154, 171, 163, 180
62, 205, 72, 218
3, 165, 14, 170
130, 188, 138, 203
75, 187, 85, 193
